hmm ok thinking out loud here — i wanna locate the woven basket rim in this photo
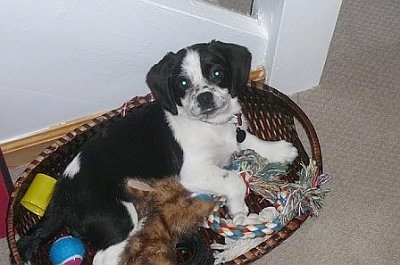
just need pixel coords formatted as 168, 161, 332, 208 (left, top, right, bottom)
7, 82, 322, 265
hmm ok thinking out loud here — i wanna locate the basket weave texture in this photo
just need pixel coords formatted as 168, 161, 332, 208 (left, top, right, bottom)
7, 82, 322, 265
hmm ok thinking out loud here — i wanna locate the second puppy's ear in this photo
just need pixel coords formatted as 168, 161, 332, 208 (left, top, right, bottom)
209, 41, 252, 97
126, 179, 156, 192
146, 52, 179, 115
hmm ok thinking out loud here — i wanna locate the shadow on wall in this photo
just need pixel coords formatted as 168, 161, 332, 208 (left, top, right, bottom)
200, 0, 253, 15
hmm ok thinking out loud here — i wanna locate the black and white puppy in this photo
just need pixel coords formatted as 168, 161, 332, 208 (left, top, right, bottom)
17, 40, 297, 263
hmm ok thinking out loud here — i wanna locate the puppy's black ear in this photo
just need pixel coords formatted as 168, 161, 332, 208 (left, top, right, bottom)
146, 52, 178, 115
209, 40, 252, 97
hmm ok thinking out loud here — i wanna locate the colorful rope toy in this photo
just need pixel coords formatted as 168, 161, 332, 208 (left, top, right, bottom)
206, 149, 332, 240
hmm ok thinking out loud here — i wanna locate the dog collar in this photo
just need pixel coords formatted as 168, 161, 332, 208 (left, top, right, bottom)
229, 113, 246, 143
203, 113, 246, 143
229, 113, 243, 126
187, 192, 214, 201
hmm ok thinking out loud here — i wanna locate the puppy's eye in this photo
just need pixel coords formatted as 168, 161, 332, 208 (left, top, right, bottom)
210, 68, 224, 80
178, 77, 191, 90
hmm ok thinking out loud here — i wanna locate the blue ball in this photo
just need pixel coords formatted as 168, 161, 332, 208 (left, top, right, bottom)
49, 236, 85, 265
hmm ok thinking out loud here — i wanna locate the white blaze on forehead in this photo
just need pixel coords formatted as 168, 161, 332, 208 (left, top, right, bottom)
181, 49, 207, 86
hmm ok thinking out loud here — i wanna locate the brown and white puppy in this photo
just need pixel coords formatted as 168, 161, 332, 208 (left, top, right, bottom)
118, 177, 215, 265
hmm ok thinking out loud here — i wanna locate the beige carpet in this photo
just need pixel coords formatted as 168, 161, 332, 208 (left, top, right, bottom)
2, 0, 400, 264
254, 0, 400, 264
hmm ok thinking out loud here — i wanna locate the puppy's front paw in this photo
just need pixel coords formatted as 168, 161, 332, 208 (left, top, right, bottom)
227, 196, 249, 216
266, 140, 298, 164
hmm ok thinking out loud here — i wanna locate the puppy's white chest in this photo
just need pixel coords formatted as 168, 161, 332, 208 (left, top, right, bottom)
169, 116, 238, 163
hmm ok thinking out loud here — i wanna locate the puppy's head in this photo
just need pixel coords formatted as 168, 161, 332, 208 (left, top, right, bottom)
146, 40, 251, 123
125, 177, 214, 232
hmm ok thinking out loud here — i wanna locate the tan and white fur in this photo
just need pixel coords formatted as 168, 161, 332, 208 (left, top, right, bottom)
118, 177, 215, 265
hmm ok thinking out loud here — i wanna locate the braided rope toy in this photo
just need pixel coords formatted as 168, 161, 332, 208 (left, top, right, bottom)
207, 195, 283, 239
206, 149, 332, 240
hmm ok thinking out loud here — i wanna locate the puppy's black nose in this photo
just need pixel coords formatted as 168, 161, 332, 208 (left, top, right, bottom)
197, 92, 215, 109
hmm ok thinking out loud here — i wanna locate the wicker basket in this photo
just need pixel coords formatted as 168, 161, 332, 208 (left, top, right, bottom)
7, 82, 322, 265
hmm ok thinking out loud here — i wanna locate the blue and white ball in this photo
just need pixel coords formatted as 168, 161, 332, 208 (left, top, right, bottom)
49, 236, 85, 265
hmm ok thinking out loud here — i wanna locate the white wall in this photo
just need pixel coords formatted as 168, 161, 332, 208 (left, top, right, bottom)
0, 0, 266, 143
252, 0, 343, 92
0, 0, 342, 144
